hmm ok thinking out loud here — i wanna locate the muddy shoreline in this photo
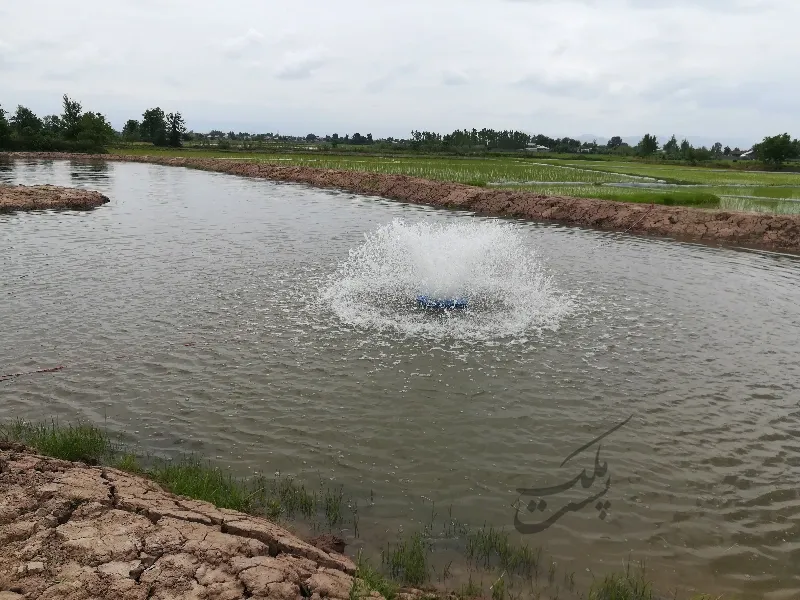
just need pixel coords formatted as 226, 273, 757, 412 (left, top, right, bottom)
5, 151, 800, 252
0, 182, 109, 213
0, 444, 423, 600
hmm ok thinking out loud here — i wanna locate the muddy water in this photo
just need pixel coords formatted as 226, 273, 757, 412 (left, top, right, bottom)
3, 159, 800, 598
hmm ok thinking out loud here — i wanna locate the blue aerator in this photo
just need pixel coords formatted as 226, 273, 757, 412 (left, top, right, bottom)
416, 295, 468, 310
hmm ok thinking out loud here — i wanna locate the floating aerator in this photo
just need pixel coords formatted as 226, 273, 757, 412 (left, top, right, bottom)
416, 295, 468, 310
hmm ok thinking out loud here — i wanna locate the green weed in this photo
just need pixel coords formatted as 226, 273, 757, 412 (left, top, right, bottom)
0, 419, 111, 464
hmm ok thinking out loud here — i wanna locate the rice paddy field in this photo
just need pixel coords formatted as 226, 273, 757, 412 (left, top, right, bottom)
110, 147, 800, 214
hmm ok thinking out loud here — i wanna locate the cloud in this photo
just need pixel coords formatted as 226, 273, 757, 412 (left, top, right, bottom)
365, 63, 418, 93
442, 70, 469, 86
220, 28, 265, 60
274, 46, 329, 80
0, 0, 797, 144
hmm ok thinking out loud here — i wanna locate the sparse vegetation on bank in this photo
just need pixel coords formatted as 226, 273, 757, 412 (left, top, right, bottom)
1, 420, 721, 599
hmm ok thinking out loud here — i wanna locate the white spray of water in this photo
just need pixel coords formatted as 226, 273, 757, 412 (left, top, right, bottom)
319, 218, 576, 341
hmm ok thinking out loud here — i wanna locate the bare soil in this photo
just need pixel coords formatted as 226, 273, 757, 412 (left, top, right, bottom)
0, 445, 418, 600
0, 183, 109, 213
5, 151, 800, 252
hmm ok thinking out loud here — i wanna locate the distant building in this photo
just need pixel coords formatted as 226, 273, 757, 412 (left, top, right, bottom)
525, 144, 550, 153
739, 148, 756, 159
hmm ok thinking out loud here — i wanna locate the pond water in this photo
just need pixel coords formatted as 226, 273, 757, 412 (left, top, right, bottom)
3, 159, 800, 599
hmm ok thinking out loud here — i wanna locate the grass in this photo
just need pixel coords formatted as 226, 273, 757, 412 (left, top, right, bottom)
497, 184, 722, 208
546, 160, 800, 187
0, 419, 349, 528
382, 531, 432, 586
0, 420, 724, 600
588, 560, 652, 600
0, 419, 111, 464
107, 145, 800, 211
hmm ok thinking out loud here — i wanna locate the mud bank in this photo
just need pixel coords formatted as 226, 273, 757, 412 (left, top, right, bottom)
7, 152, 800, 252
0, 183, 109, 213
0, 444, 414, 600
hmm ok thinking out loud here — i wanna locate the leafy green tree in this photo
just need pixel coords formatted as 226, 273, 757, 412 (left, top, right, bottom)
711, 142, 723, 157
753, 133, 799, 168
0, 105, 10, 145
122, 119, 140, 140
76, 112, 116, 146
724, 146, 731, 156
663, 135, 679, 158
42, 115, 63, 136
10, 105, 43, 137
606, 136, 623, 149
61, 95, 83, 140
680, 139, 692, 158
166, 112, 186, 147
140, 107, 167, 144
636, 133, 658, 156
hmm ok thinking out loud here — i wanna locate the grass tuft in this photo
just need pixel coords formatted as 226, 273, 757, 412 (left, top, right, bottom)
589, 560, 653, 600
147, 455, 256, 512
382, 531, 432, 586
353, 550, 400, 600
0, 419, 110, 464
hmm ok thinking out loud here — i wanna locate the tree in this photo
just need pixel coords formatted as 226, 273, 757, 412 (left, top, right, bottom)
61, 95, 83, 140
140, 107, 166, 144
76, 112, 116, 146
122, 119, 140, 141
0, 105, 10, 145
166, 112, 186, 147
723, 146, 731, 156
663, 135, 679, 158
42, 115, 63, 136
606, 136, 623, 149
305, 133, 316, 142
636, 133, 658, 157
10, 105, 43, 137
753, 133, 799, 168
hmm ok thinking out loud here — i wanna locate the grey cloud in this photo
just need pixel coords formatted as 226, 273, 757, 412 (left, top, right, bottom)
275, 47, 329, 80
1, 0, 798, 139
366, 63, 418, 93
220, 29, 265, 60
442, 70, 469, 86
513, 75, 609, 98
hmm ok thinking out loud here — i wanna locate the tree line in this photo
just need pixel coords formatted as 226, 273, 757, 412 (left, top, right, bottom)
0, 94, 186, 152
2, 93, 798, 166
0, 95, 117, 152
633, 132, 800, 167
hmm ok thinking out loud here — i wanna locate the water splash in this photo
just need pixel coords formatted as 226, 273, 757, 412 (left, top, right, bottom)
319, 218, 576, 341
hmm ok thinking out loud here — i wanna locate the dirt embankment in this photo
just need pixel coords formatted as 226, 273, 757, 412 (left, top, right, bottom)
6, 151, 800, 252
0, 444, 413, 600
0, 183, 109, 213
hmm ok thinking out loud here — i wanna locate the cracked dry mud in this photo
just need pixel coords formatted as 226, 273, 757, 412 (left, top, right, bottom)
0, 184, 109, 213
0, 444, 409, 600
5, 151, 800, 253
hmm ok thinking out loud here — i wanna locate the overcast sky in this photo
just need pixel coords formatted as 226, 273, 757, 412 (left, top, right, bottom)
1, 0, 796, 146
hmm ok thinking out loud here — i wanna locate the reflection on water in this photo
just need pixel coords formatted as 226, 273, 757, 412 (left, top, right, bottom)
69, 160, 110, 183
3, 160, 800, 598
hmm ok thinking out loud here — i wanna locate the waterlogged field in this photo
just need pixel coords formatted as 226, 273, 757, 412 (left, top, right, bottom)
111, 147, 800, 213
